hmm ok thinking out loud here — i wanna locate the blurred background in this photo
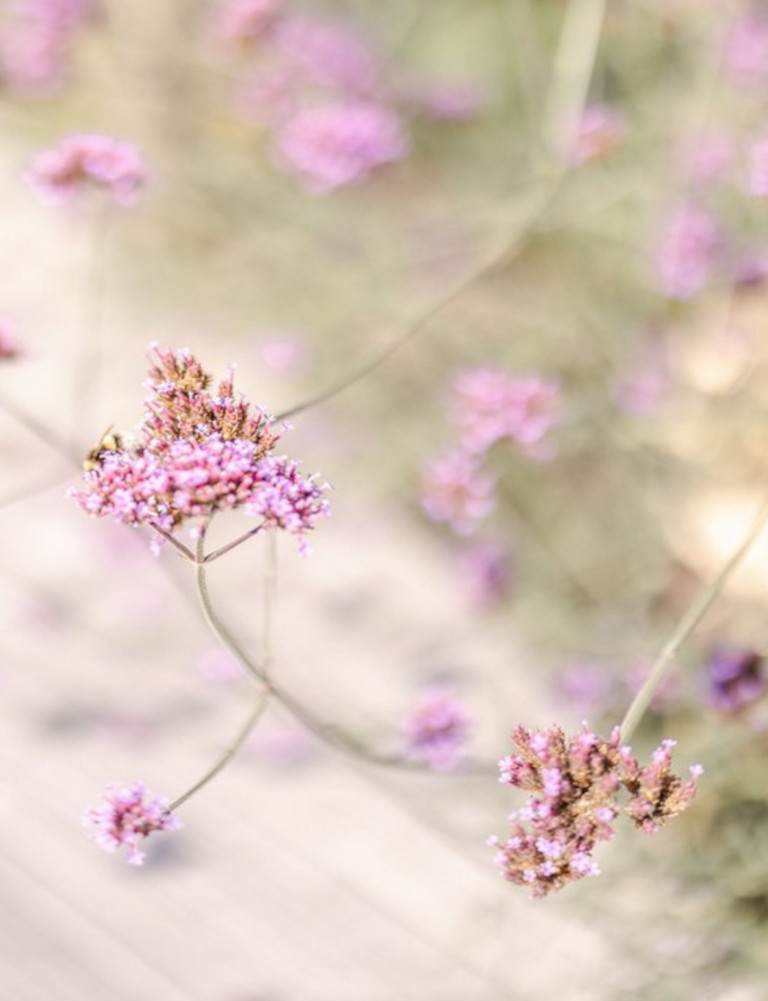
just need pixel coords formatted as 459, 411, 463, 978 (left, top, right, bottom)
1, 1, 768, 998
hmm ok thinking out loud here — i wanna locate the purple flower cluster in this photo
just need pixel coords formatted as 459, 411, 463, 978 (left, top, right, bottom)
421, 367, 559, 535
209, 1, 482, 192
1, 0, 91, 95
82, 781, 181, 866
27, 133, 148, 206
489, 723, 702, 897
404, 688, 471, 771
705, 645, 767, 715
71, 346, 329, 549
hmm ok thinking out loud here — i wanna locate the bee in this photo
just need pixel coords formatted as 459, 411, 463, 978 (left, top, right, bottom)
83, 426, 123, 471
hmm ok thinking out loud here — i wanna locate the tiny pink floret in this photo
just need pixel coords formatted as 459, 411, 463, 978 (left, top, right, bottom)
28, 133, 148, 205
83, 781, 181, 866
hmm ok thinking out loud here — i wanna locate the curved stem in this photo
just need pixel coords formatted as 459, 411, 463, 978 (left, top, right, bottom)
620, 496, 768, 742
168, 687, 270, 811
274, 183, 562, 424
150, 524, 196, 562
0, 391, 80, 462
193, 528, 431, 771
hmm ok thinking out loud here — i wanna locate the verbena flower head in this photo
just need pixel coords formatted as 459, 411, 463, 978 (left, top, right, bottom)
489, 723, 701, 897
655, 202, 720, 300
420, 449, 496, 535
71, 346, 330, 548
404, 688, 470, 771
27, 133, 147, 205
83, 781, 181, 865
451, 368, 560, 457
705, 645, 767, 715
274, 102, 407, 194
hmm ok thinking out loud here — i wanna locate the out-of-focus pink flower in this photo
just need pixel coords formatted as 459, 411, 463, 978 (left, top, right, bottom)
557, 661, 617, 716
705, 645, 767, 715
259, 336, 306, 372
83, 781, 181, 865
27, 133, 148, 205
410, 81, 485, 122
209, 0, 281, 52
733, 249, 768, 290
274, 102, 407, 193
404, 688, 470, 771
0, 319, 21, 360
569, 105, 625, 166
421, 450, 496, 535
655, 203, 720, 300
683, 134, 734, 186
457, 542, 512, 607
614, 346, 670, 416
196, 647, 242, 683
451, 368, 560, 457
1, 0, 91, 95
271, 14, 381, 98
749, 134, 768, 196
724, 16, 768, 87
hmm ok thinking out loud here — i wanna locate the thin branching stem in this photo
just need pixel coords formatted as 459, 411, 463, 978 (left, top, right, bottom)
203, 523, 265, 563
150, 524, 196, 562
168, 687, 270, 812
620, 496, 768, 742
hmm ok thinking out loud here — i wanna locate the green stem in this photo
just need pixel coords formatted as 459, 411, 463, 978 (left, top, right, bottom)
168, 688, 270, 812
193, 527, 428, 770
620, 497, 768, 742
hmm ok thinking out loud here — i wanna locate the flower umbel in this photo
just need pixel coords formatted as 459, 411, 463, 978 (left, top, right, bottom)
404, 688, 471, 771
27, 133, 147, 205
489, 723, 702, 897
83, 782, 181, 865
71, 346, 330, 549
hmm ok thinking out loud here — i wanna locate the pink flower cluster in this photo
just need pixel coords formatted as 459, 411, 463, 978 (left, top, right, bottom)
1, 0, 91, 95
421, 367, 559, 535
71, 346, 329, 549
489, 723, 702, 897
724, 15, 768, 88
208, 1, 407, 192
404, 688, 471, 771
83, 781, 181, 865
27, 133, 148, 206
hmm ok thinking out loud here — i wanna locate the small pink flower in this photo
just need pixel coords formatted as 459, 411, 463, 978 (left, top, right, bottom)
451, 368, 560, 457
410, 81, 485, 122
683, 134, 734, 186
404, 688, 470, 771
724, 16, 768, 87
0, 319, 21, 360
83, 781, 181, 865
244, 455, 330, 551
749, 134, 768, 197
655, 203, 720, 300
569, 105, 625, 166
457, 543, 512, 607
421, 450, 496, 535
27, 133, 148, 205
274, 102, 407, 193
209, 0, 282, 53
271, 14, 381, 98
